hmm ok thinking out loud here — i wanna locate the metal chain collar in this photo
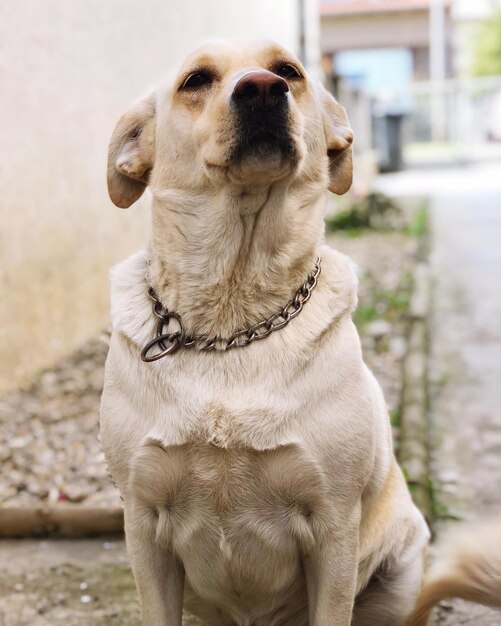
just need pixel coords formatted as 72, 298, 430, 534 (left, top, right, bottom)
140, 257, 321, 362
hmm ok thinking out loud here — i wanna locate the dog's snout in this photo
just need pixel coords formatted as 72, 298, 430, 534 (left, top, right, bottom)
233, 71, 289, 110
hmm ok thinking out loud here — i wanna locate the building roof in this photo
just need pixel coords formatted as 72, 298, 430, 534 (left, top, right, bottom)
320, 0, 452, 17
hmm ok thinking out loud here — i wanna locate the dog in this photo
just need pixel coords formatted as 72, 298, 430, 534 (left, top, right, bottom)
100, 40, 500, 625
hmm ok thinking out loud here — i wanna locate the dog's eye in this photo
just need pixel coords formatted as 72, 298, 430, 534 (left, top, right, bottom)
274, 64, 302, 80
181, 71, 213, 90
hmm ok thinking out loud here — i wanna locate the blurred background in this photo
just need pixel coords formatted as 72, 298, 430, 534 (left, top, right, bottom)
1, 1, 500, 625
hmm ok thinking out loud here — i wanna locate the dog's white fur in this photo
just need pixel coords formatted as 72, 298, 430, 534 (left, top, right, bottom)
100, 40, 432, 625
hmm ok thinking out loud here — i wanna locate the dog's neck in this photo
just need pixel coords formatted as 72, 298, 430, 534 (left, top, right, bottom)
147, 181, 326, 338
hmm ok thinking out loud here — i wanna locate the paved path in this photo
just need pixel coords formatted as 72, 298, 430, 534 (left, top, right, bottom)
377, 159, 501, 624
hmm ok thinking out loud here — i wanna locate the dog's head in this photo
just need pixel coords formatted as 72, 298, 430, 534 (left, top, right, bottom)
107, 40, 353, 208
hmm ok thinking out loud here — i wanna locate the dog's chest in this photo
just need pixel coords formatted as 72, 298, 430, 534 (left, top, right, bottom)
130, 441, 332, 605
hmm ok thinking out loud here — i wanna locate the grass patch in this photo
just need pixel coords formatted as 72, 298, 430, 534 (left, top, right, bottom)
354, 276, 412, 331
400, 473, 463, 524
354, 304, 378, 326
345, 229, 362, 238
326, 192, 403, 232
406, 202, 429, 237
384, 289, 411, 317
390, 408, 401, 428
429, 479, 463, 522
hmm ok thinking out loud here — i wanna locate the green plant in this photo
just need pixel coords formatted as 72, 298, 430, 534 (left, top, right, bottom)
353, 304, 378, 327
325, 192, 402, 232
406, 203, 428, 238
471, 9, 501, 77
383, 289, 411, 318
429, 479, 462, 522
390, 408, 402, 428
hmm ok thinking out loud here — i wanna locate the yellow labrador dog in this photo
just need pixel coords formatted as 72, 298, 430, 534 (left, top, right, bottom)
100, 40, 471, 626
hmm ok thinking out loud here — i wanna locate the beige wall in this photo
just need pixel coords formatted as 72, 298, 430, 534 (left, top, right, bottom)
0, 0, 318, 393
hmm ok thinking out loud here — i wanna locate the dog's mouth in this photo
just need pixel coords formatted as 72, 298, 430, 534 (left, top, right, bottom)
230, 116, 297, 166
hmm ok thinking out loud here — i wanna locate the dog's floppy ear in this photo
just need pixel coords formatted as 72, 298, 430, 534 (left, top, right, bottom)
320, 87, 354, 195
107, 95, 156, 208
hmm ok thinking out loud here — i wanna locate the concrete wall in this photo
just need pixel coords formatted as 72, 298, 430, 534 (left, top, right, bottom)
0, 0, 318, 393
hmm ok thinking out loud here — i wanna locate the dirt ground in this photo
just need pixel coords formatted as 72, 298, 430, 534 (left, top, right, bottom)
0, 539, 206, 626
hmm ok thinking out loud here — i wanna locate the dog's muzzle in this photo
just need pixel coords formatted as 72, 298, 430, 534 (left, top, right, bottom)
233, 70, 289, 111
231, 70, 295, 160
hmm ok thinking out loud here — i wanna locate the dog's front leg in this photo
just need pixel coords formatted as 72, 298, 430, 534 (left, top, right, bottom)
304, 520, 359, 626
125, 505, 184, 626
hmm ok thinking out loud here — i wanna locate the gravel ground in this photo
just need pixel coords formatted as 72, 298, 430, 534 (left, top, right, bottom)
0, 230, 420, 511
0, 334, 116, 509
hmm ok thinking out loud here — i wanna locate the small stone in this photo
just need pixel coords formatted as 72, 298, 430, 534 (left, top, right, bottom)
389, 336, 407, 359
438, 469, 459, 484
80, 595, 92, 604
53, 592, 67, 604
366, 319, 393, 338
0, 444, 12, 463
9, 436, 32, 450
25, 481, 48, 498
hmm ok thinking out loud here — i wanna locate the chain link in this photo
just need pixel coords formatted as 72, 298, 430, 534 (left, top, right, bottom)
140, 257, 321, 362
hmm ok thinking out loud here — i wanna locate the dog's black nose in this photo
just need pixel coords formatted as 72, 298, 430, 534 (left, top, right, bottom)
233, 70, 289, 110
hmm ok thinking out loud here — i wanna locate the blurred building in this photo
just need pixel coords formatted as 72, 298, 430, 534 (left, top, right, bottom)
0, 0, 319, 393
320, 0, 501, 167
321, 0, 453, 84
